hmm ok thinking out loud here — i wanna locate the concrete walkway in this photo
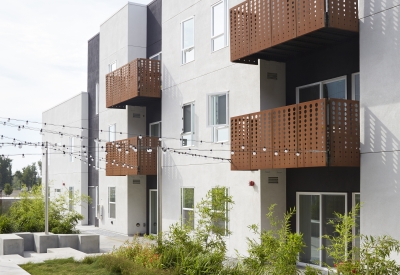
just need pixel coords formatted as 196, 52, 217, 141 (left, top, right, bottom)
0, 225, 135, 274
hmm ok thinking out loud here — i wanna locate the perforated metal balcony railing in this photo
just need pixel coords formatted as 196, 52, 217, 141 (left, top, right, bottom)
106, 58, 161, 109
106, 137, 159, 176
230, 98, 360, 170
230, 0, 359, 64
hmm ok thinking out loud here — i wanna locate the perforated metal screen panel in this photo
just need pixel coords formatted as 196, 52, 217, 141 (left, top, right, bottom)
106, 59, 161, 109
328, 0, 359, 32
328, 99, 360, 167
230, 99, 359, 170
296, 0, 325, 36
229, 0, 359, 63
105, 137, 159, 176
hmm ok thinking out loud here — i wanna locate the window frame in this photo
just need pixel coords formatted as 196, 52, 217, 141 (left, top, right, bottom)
181, 17, 195, 65
181, 187, 195, 228
149, 121, 162, 137
296, 192, 348, 268
68, 186, 74, 211
109, 61, 117, 73
108, 186, 116, 219
296, 75, 347, 104
181, 102, 195, 147
211, 0, 229, 52
109, 124, 116, 142
69, 137, 74, 163
208, 92, 229, 143
352, 72, 360, 101
95, 140, 99, 168
95, 83, 99, 115
149, 52, 162, 61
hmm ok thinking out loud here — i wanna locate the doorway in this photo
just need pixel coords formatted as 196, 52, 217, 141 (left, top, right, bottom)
149, 189, 158, 235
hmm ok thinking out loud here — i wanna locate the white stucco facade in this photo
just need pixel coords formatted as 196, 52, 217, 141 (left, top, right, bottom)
161, 0, 287, 256
359, 1, 400, 248
42, 92, 89, 224
97, 3, 149, 235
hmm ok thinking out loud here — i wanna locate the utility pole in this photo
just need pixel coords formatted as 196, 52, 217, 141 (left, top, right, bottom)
45, 141, 49, 234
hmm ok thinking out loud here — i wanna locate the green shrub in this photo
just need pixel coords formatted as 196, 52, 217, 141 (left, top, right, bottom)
0, 215, 12, 233
242, 204, 304, 275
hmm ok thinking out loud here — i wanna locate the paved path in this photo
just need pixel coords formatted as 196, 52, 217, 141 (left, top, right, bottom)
0, 225, 135, 274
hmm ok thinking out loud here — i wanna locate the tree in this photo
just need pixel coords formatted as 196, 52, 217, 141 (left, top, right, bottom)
0, 156, 12, 190
36, 161, 42, 185
12, 170, 23, 190
4, 183, 13, 196
21, 163, 38, 189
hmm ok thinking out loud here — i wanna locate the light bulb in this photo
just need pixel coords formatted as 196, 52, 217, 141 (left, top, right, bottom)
274, 151, 278, 156
284, 148, 288, 153
241, 145, 245, 150
18, 143, 22, 149
253, 151, 256, 156
263, 147, 267, 152
18, 126, 21, 131
125, 149, 129, 154
158, 137, 162, 141
139, 135, 142, 139
231, 151, 234, 155
22, 154, 25, 158
296, 152, 301, 157
118, 148, 122, 152
147, 148, 153, 153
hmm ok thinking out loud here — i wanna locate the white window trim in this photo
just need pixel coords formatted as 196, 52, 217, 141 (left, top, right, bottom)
95, 83, 99, 115
149, 121, 162, 137
351, 72, 360, 101
296, 75, 347, 104
95, 140, 99, 168
109, 61, 117, 73
207, 91, 229, 128
181, 17, 195, 65
212, 126, 230, 143
108, 186, 116, 219
149, 52, 162, 60
181, 187, 195, 227
211, 0, 229, 52
181, 102, 195, 147
296, 192, 348, 269
109, 124, 116, 142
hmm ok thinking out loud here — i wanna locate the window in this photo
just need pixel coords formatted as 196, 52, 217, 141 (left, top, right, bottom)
109, 61, 117, 72
109, 187, 116, 219
211, 187, 229, 235
181, 188, 194, 228
95, 83, 99, 115
352, 73, 360, 101
296, 76, 347, 103
69, 137, 74, 162
181, 18, 195, 64
182, 103, 195, 146
69, 187, 74, 211
109, 124, 116, 142
353, 193, 361, 256
211, 1, 228, 52
297, 192, 347, 267
150, 52, 162, 61
95, 140, 99, 168
150, 121, 162, 137
208, 93, 229, 143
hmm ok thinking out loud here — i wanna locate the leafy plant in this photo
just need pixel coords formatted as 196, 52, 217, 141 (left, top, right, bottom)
243, 204, 304, 275
0, 215, 12, 233
4, 183, 13, 196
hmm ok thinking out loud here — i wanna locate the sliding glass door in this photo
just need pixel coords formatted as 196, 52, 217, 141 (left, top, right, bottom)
298, 193, 347, 266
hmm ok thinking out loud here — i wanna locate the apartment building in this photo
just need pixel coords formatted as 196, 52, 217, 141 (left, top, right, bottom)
42, 92, 89, 224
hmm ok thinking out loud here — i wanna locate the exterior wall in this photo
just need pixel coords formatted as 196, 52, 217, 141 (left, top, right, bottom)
161, 0, 286, 256
98, 3, 148, 234
147, 0, 162, 58
42, 92, 89, 224
88, 33, 100, 226
359, 1, 400, 250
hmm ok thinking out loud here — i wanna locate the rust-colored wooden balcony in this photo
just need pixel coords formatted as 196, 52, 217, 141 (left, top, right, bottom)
230, 98, 360, 170
106, 136, 159, 176
106, 58, 161, 109
230, 0, 359, 64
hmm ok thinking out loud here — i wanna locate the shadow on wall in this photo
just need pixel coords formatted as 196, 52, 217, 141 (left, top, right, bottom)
362, 107, 399, 193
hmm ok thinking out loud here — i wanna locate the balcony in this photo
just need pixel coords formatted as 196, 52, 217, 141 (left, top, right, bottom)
106, 136, 159, 176
230, 98, 360, 170
106, 58, 161, 109
230, 0, 358, 64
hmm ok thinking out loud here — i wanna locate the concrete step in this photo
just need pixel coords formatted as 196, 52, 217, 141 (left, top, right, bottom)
0, 262, 30, 275
47, 247, 87, 261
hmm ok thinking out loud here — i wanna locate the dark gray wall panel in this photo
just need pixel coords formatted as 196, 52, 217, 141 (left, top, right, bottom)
147, 0, 162, 58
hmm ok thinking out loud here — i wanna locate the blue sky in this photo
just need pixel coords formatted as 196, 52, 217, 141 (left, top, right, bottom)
0, 0, 152, 173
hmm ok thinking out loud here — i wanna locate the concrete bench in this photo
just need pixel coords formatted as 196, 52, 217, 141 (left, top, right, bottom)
0, 234, 24, 256
33, 233, 58, 253
15, 233, 34, 251
78, 234, 100, 253
58, 234, 79, 250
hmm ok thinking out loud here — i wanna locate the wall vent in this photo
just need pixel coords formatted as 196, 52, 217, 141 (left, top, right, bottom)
132, 113, 141, 118
268, 177, 279, 184
132, 179, 141, 184
267, 72, 278, 80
